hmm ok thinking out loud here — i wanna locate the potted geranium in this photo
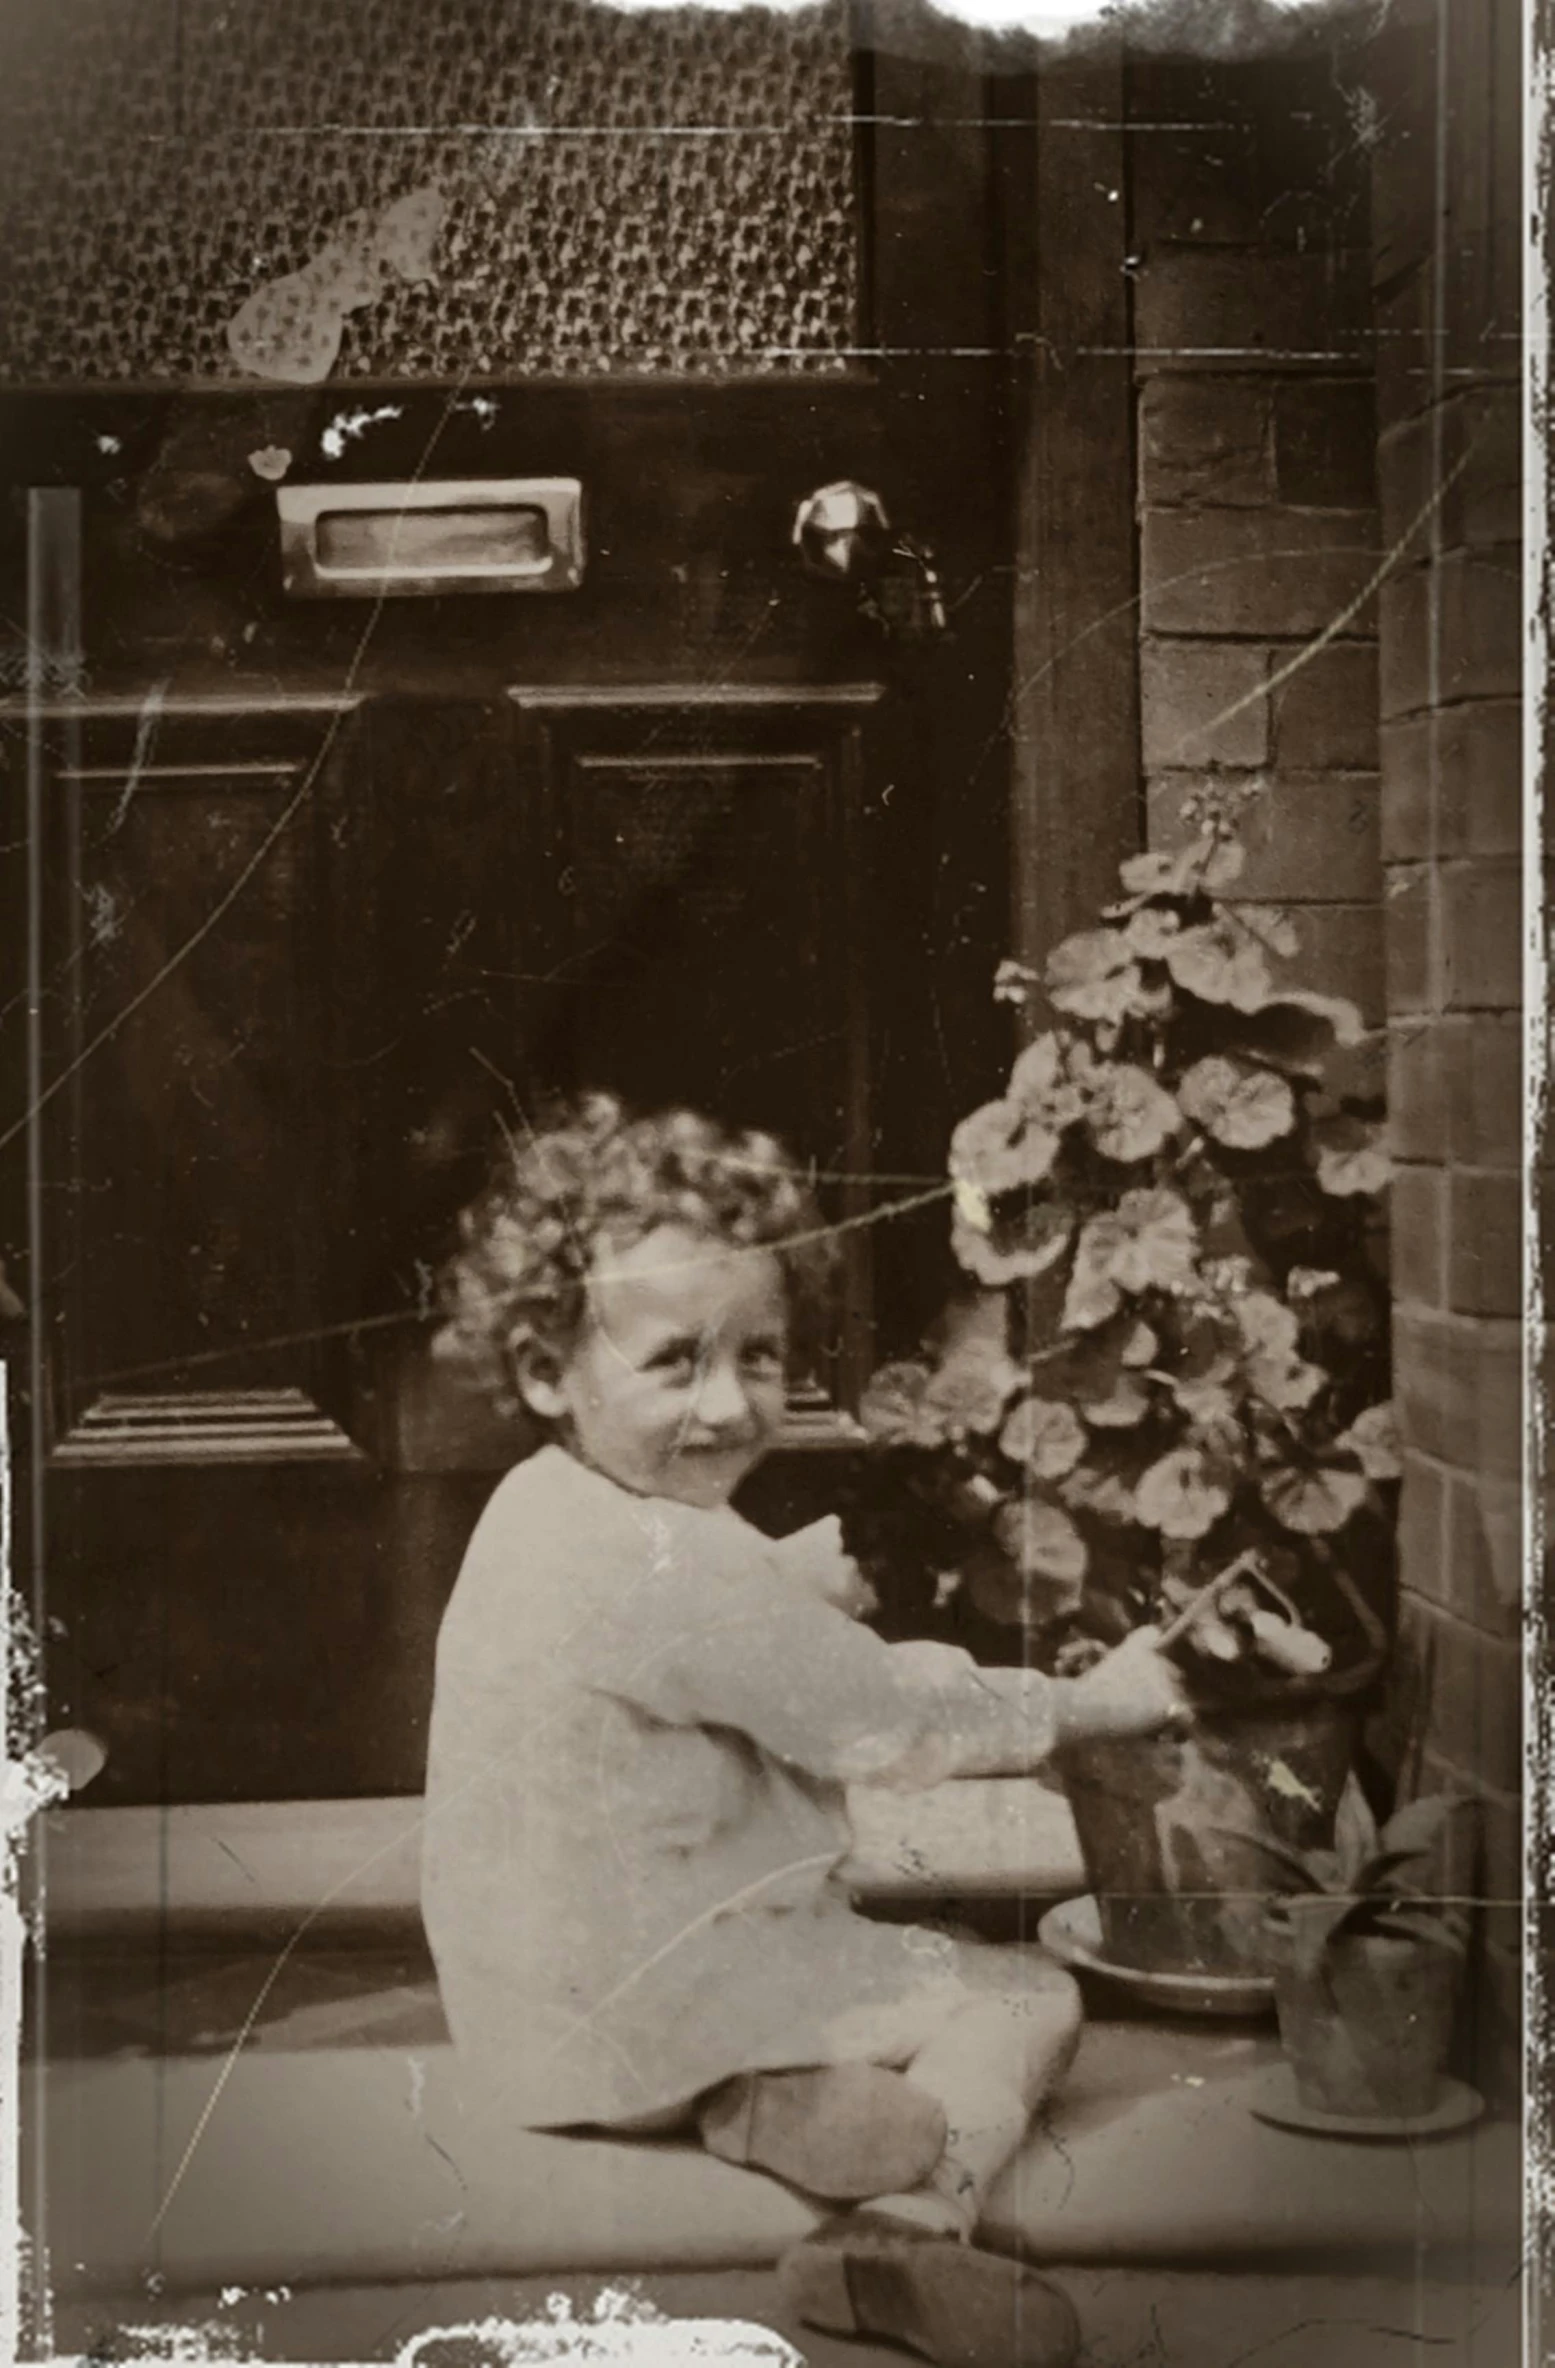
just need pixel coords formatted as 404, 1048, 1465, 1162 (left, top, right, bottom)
1214, 1787, 1473, 2121
850, 794, 1398, 1981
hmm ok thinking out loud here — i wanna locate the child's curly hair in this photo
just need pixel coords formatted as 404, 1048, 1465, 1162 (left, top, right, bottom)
438, 1092, 833, 1409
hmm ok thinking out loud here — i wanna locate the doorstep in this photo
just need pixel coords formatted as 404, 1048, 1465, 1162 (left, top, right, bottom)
33, 2015, 1518, 2303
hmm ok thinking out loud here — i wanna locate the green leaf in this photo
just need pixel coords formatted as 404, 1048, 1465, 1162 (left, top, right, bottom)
1046, 929, 1149, 1027
1378, 1792, 1467, 1861
1202, 1822, 1325, 1891
1007, 1032, 1088, 1132
1381, 1906, 1468, 1954
1177, 1055, 1296, 1150
1134, 1446, 1234, 1540
1083, 1374, 1153, 1428
1261, 1459, 1370, 1536
990, 1494, 1089, 1597
1163, 923, 1275, 1012
1000, 1394, 1088, 1479
1062, 1218, 1125, 1330
950, 1097, 1062, 1196
953, 1202, 1074, 1289
924, 1337, 1025, 1436
1291, 1895, 1366, 1979
859, 1361, 946, 1449
1209, 992, 1364, 1079
1225, 902, 1300, 959
1332, 1773, 1380, 1887
1082, 1062, 1182, 1164
1110, 1187, 1199, 1295
1337, 1402, 1401, 1481
1310, 1112, 1391, 1198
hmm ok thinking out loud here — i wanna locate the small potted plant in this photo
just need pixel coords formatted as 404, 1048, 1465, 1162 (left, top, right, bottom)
849, 790, 1397, 1981
1212, 1787, 1473, 2120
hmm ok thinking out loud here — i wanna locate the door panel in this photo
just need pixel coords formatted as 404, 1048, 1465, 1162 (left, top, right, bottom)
41, 701, 366, 1464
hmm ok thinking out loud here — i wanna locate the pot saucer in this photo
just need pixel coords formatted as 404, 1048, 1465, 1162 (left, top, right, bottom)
1036, 1895, 1276, 2020
1245, 2064, 1485, 2140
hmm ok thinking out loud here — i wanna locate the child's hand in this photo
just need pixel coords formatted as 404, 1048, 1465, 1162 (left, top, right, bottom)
1056, 1628, 1194, 1747
771, 1517, 879, 1619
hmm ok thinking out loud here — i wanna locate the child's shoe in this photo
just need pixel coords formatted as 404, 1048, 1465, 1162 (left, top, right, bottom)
776, 2205, 1081, 2368
697, 2065, 947, 2200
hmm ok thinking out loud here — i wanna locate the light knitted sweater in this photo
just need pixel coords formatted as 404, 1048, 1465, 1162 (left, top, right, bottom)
421, 1444, 1060, 2128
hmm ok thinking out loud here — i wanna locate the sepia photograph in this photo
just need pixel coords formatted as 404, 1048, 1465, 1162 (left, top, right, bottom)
0, 0, 1535, 2359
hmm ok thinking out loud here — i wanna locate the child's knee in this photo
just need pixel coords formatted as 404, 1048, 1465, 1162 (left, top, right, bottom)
1000, 1968, 1083, 2080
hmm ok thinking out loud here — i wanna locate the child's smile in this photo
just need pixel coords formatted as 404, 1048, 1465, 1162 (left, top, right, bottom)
523, 1223, 792, 1507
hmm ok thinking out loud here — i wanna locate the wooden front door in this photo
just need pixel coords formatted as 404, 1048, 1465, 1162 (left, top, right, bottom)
1, 30, 1021, 1805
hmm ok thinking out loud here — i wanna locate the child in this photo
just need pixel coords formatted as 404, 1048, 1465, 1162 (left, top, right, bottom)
422, 1095, 1190, 2368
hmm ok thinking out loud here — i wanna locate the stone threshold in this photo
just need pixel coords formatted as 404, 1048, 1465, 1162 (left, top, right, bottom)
35, 1781, 1089, 1935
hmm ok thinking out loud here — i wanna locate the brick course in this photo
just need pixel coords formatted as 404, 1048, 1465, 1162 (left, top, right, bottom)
1272, 642, 1379, 770
1133, 250, 1373, 374
1139, 639, 1270, 768
1141, 506, 1379, 637
1146, 771, 1379, 899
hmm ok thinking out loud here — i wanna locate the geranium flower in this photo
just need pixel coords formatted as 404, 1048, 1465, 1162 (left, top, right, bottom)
1177, 1055, 1296, 1150
1082, 1062, 1182, 1163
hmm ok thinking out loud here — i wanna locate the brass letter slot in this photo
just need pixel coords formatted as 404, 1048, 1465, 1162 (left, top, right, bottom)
277, 477, 584, 597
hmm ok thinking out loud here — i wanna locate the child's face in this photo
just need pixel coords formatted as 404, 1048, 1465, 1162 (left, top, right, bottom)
522, 1223, 791, 1508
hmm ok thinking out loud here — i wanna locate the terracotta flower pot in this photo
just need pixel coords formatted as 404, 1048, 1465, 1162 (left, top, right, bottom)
1058, 1691, 1360, 1979
1266, 1909, 1462, 2118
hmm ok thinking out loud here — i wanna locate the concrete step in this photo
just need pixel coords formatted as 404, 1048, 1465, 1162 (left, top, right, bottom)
32, 2017, 1519, 2305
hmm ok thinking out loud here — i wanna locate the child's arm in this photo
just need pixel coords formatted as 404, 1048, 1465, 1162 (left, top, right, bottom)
767, 1516, 879, 1619
940, 1629, 1189, 1776
590, 1498, 1187, 1789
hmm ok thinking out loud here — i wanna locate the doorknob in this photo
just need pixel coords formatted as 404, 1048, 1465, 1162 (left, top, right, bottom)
792, 480, 948, 640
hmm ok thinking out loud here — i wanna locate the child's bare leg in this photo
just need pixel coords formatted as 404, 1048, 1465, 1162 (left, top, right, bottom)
698, 2063, 947, 2200
778, 1959, 1085, 2366
877, 1978, 1082, 2235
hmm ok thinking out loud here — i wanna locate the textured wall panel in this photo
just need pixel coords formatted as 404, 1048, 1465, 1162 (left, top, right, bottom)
0, 0, 859, 381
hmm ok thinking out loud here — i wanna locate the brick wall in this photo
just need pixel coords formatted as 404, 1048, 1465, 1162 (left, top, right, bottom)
1130, 56, 1383, 1036
1127, 26, 1522, 2082
1363, 0, 1523, 2080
